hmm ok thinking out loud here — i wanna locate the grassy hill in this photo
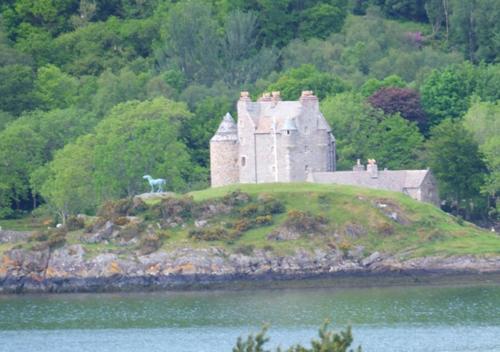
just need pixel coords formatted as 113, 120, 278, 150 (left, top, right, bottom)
1, 183, 499, 260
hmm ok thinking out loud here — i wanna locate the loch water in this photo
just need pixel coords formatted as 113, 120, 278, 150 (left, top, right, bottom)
1, 283, 499, 352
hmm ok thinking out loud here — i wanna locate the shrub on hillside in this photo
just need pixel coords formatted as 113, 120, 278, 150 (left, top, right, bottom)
222, 190, 251, 206
155, 196, 194, 220
284, 210, 328, 233
258, 194, 286, 214
66, 216, 85, 231
97, 198, 134, 220
116, 223, 144, 242
138, 233, 162, 255
188, 226, 232, 241
234, 244, 255, 256
30, 227, 67, 251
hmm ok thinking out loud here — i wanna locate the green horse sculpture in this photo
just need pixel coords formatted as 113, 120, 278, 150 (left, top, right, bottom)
143, 175, 166, 193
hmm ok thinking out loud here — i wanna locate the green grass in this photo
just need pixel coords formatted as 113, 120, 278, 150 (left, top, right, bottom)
2, 183, 499, 258
181, 183, 498, 257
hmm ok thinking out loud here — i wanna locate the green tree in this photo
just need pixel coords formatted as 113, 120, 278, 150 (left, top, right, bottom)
420, 63, 476, 125
34, 135, 96, 224
0, 108, 97, 216
233, 322, 361, 352
91, 67, 149, 116
321, 92, 382, 170
220, 10, 277, 87
0, 64, 37, 115
158, 0, 220, 84
367, 114, 425, 169
360, 75, 406, 97
426, 119, 487, 219
268, 64, 348, 101
299, 2, 347, 40
92, 98, 198, 200
35, 64, 79, 110
0, 110, 15, 131
463, 100, 499, 213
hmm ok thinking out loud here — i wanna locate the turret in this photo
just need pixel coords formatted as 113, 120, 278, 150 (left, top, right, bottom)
210, 113, 239, 187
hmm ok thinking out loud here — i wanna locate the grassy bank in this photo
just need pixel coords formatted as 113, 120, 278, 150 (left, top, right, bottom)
3, 183, 500, 259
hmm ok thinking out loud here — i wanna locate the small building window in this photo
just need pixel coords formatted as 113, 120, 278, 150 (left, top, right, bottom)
286, 130, 290, 135
241, 156, 246, 167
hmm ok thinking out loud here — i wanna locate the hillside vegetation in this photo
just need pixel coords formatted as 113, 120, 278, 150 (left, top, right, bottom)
3, 184, 498, 260
0, 0, 498, 228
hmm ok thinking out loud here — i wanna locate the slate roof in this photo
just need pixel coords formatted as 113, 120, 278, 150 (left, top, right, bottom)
309, 169, 430, 191
211, 113, 238, 141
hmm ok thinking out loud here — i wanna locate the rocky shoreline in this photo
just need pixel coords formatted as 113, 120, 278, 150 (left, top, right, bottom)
2, 243, 500, 294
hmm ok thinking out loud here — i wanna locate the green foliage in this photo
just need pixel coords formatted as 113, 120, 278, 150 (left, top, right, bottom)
233, 322, 361, 352
0, 64, 37, 115
420, 63, 476, 125
426, 119, 487, 218
463, 100, 500, 200
35, 64, 78, 110
267, 65, 348, 100
299, 2, 347, 40
321, 92, 381, 170
367, 114, 424, 169
92, 98, 196, 199
360, 75, 406, 97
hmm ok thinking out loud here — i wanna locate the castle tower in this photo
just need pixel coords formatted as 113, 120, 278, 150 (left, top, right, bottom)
210, 113, 239, 187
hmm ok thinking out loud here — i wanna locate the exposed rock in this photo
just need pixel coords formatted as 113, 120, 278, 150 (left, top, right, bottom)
134, 192, 176, 201
1, 243, 500, 294
343, 223, 367, 239
267, 227, 301, 241
0, 230, 32, 243
194, 219, 208, 228
362, 251, 382, 267
81, 221, 115, 243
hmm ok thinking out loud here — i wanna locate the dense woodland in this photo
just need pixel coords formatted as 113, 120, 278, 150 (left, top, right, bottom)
0, 0, 498, 226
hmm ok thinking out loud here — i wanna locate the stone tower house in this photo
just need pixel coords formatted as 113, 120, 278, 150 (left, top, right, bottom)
210, 91, 336, 187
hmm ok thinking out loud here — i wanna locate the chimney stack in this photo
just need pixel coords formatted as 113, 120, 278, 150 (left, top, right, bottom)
366, 159, 378, 178
353, 159, 365, 171
258, 92, 272, 102
239, 91, 251, 102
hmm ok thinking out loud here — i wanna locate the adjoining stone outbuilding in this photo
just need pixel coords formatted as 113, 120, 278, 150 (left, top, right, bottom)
210, 91, 440, 206
308, 159, 440, 206
210, 91, 336, 187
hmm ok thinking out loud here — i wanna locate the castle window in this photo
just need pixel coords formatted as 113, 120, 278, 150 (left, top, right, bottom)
304, 126, 309, 134
241, 156, 246, 167
286, 130, 290, 135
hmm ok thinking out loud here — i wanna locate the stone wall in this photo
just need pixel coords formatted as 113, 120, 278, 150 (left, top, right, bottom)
210, 140, 239, 187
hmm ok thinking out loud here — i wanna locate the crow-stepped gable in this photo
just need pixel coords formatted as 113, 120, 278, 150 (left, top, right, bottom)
210, 91, 336, 187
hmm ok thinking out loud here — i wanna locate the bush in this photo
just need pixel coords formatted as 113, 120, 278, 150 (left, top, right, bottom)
234, 244, 255, 256
222, 190, 251, 206
30, 227, 67, 251
284, 210, 328, 233
239, 204, 259, 217
66, 216, 85, 231
233, 321, 360, 352
138, 233, 162, 255
97, 198, 134, 220
255, 215, 273, 226
258, 195, 286, 214
116, 223, 142, 241
376, 222, 394, 236
189, 226, 232, 241
114, 216, 130, 226
155, 196, 194, 220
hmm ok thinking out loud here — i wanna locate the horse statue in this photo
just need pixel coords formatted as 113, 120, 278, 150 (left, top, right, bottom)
143, 175, 166, 193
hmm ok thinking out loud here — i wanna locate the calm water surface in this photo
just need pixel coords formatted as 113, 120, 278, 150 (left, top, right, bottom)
1, 283, 499, 351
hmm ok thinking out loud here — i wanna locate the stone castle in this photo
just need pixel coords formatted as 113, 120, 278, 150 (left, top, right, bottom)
210, 91, 439, 206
